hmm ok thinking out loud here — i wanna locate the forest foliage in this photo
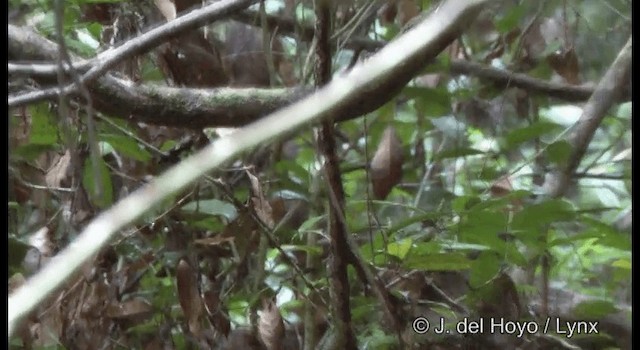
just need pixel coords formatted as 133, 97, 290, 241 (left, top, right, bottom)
8, 0, 631, 349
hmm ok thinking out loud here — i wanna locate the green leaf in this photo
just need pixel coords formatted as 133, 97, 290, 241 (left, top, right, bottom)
469, 190, 530, 212
546, 140, 573, 164
82, 157, 113, 208
452, 195, 481, 213
351, 297, 376, 321
396, 107, 418, 123
404, 87, 451, 117
28, 104, 58, 145
297, 215, 324, 232
408, 242, 441, 256
591, 187, 621, 208
404, 253, 471, 271
159, 140, 178, 152
387, 238, 413, 260
495, 6, 526, 33
100, 134, 152, 163
185, 218, 225, 232
141, 58, 166, 81
595, 232, 631, 251
611, 258, 631, 270
465, 210, 508, 230
573, 300, 618, 319
469, 252, 501, 288
65, 36, 96, 57
512, 199, 575, 230
505, 245, 527, 266
504, 121, 561, 148
549, 231, 601, 247
36, 13, 56, 35
459, 211, 510, 252
181, 199, 237, 221
281, 244, 323, 256
295, 4, 316, 23
86, 22, 102, 39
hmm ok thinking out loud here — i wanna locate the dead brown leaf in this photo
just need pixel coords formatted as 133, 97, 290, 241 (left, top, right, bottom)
106, 298, 153, 321
546, 47, 581, 85
370, 125, 404, 200
378, 1, 398, 26
490, 176, 513, 197
247, 171, 274, 229
396, 0, 420, 27
258, 300, 285, 350
490, 176, 523, 211
45, 151, 72, 188
176, 259, 204, 335
203, 290, 230, 337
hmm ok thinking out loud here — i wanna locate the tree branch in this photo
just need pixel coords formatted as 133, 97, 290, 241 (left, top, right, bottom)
7, 7, 464, 129
10, 18, 629, 128
8, 0, 259, 107
313, 0, 358, 346
232, 9, 631, 102
543, 37, 631, 199
536, 36, 630, 323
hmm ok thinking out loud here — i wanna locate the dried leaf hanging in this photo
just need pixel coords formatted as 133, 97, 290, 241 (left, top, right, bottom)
258, 300, 285, 350
370, 125, 404, 200
247, 170, 274, 229
176, 259, 204, 335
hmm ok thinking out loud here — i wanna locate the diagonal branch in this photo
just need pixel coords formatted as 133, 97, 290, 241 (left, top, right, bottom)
536, 36, 630, 321
543, 37, 631, 199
